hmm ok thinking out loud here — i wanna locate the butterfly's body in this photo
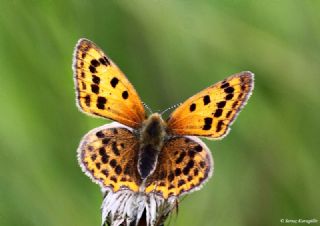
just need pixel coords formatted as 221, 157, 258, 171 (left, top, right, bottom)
138, 113, 166, 180
73, 38, 254, 226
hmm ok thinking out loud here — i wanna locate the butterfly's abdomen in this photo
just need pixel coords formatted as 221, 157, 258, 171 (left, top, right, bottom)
138, 113, 166, 179
139, 144, 159, 179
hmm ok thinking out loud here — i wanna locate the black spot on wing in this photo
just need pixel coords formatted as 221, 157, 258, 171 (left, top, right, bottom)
97, 96, 107, 109
98, 56, 110, 66
102, 138, 110, 145
99, 58, 107, 65
203, 95, 211, 105
216, 120, 224, 132
122, 91, 129, 99
91, 84, 99, 94
225, 93, 234, 100
178, 179, 185, 187
110, 176, 117, 183
91, 59, 100, 67
194, 145, 202, 152
89, 65, 96, 73
111, 142, 120, 156
110, 159, 117, 168
175, 168, 182, 176
226, 110, 232, 118
224, 87, 234, 94
182, 160, 194, 175
190, 103, 196, 112
199, 161, 206, 168
92, 75, 100, 84
96, 162, 101, 169
221, 82, 229, 89
99, 147, 109, 164
217, 101, 226, 108
203, 117, 213, 130
101, 169, 109, 177
214, 108, 223, 117
115, 165, 122, 175
232, 100, 239, 108
110, 77, 119, 88
188, 150, 196, 158
91, 154, 97, 161
96, 131, 105, 138
175, 151, 186, 164
84, 95, 90, 107
81, 82, 86, 90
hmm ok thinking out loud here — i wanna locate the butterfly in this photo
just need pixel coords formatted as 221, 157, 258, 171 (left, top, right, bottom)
73, 38, 254, 200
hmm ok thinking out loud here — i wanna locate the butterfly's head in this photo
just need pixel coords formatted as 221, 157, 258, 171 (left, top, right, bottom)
140, 113, 167, 146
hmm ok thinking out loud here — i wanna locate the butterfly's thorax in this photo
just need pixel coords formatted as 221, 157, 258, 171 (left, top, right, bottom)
138, 113, 167, 179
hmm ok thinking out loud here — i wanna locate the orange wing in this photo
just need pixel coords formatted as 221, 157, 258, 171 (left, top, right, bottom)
166, 71, 254, 139
73, 39, 146, 128
145, 136, 213, 199
78, 123, 142, 192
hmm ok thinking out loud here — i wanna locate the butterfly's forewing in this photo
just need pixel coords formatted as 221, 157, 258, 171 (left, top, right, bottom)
78, 123, 142, 192
145, 136, 213, 199
167, 72, 254, 139
73, 39, 146, 128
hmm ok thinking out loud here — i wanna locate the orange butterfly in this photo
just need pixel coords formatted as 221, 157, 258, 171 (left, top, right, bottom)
73, 38, 254, 223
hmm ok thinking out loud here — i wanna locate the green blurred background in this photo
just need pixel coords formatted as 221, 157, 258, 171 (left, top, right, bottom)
0, 0, 319, 226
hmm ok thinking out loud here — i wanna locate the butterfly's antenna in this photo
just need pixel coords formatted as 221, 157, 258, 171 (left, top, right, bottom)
143, 102, 153, 114
160, 103, 181, 116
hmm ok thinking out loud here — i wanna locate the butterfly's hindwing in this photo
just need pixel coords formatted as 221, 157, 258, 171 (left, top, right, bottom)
145, 136, 213, 199
78, 122, 141, 192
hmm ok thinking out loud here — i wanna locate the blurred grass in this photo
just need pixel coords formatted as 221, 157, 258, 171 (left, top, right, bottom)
0, 0, 319, 226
